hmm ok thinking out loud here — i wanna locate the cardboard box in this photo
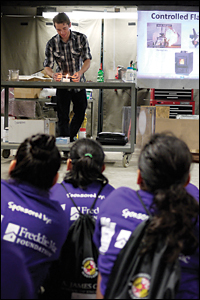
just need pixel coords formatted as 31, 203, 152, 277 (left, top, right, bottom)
143, 105, 170, 118
14, 75, 52, 99
155, 106, 170, 118
155, 118, 199, 151
14, 88, 42, 99
8, 118, 56, 143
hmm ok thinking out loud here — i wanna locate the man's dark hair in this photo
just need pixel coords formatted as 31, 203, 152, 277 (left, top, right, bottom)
53, 12, 70, 27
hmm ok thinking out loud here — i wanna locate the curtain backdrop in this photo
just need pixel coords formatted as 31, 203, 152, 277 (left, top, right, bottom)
1, 16, 102, 135
1, 16, 101, 80
102, 18, 138, 132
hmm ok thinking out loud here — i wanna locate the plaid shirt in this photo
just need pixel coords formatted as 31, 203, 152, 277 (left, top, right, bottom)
44, 30, 92, 82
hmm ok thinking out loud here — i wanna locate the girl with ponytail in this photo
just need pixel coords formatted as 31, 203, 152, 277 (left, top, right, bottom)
46, 138, 114, 299
93, 133, 199, 299
50, 137, 115, 228
1, 134, 68, 297
137, 133, 198, 264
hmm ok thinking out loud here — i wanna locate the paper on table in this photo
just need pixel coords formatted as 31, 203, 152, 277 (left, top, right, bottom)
18, 75, 52, 81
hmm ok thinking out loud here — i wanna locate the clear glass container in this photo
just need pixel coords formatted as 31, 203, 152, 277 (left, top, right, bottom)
8, 70, 19, 81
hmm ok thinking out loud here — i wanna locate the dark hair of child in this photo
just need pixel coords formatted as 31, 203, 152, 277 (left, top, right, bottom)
64, 138, 108, 189
138, 133, 199, 263
10, 134, 61, 191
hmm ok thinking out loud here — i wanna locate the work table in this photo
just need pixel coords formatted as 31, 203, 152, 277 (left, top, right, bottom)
1, 80, 136, 167
1, 79, 134, 89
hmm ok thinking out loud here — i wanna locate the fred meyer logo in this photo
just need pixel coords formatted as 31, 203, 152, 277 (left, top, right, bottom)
3, 223, 57, 257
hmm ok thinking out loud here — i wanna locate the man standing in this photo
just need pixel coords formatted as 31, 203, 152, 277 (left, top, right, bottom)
44, 12, 92, 143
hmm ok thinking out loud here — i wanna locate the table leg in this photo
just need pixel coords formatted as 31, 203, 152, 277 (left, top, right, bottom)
4, 87, 9, 128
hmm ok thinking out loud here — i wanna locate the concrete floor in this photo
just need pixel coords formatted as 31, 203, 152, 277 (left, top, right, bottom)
1, 146, 199, 190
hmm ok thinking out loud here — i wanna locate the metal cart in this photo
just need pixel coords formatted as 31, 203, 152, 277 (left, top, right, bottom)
1, 80, 136, 167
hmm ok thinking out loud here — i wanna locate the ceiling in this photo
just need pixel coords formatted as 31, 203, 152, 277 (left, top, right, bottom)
1, 5, 136, 16
1, 1, 199, 16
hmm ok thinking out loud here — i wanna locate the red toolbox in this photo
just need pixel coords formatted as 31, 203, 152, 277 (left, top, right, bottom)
150, 89, 195, 118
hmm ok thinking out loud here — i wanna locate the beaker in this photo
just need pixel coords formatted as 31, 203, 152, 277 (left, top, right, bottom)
8, 70, 19, 81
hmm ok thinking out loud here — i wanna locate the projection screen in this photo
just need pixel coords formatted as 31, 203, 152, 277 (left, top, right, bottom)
137, 6, 199, 89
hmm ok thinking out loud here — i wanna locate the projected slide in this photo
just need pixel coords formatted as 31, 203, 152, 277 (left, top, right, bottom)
147, 23, 181, 48
137, 9, 199, 89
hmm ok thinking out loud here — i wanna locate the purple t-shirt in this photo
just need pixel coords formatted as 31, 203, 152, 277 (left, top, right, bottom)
50, 181, 115, 229
93, 183, 199, 299
1, 240, 34, 299
1, 179, 69, 294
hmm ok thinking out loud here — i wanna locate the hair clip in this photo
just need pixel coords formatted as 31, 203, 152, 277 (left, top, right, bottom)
85, 153, 93, 158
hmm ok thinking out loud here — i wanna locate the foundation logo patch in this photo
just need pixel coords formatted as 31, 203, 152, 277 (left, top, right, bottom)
81, 258, 98, 278
128, 273, 151, 299
3, 223, 20, 242
70, 207, 80, 221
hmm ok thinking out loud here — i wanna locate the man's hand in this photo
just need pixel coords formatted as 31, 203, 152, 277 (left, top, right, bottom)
71, 71, 81, 82
71, 59, 91, 82
44, 67, 62, 81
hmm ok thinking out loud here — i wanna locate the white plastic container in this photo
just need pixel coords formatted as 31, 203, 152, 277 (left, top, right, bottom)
8, 118, 56, 143
3, 128, 9, 142
78, 127, 86, 139
126, 67, 134, 82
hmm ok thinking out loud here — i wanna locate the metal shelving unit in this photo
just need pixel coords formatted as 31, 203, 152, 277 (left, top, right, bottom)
1, 80, 136, 167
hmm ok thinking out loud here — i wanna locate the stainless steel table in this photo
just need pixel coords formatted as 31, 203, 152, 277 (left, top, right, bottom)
1, 80, 136, 166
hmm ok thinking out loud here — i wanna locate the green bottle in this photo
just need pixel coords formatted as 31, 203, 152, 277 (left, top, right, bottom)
97, 64, 104, 82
